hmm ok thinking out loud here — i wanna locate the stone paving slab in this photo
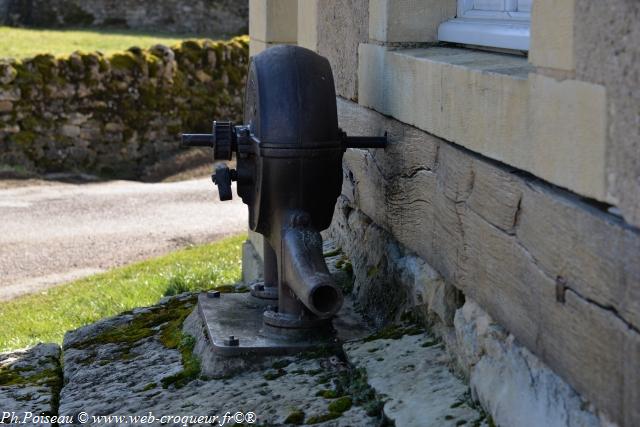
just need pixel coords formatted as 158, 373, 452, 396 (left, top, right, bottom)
0, 343, 62, 426
58, 293, 382, 427
345, 329, 489, 427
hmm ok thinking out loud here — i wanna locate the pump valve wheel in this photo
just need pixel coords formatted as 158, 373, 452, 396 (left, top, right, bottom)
180, 121, 236, 161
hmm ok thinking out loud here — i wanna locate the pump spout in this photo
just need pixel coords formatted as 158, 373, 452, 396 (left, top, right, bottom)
280, 217, 343, 319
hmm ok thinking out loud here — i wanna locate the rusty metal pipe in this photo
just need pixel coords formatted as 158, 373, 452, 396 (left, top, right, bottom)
281, 224, 343, 318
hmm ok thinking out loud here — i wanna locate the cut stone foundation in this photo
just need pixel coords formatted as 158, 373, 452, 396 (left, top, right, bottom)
239, 196, 619, 426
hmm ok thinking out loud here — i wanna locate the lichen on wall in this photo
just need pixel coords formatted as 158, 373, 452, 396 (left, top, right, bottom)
0, 36, 248, 178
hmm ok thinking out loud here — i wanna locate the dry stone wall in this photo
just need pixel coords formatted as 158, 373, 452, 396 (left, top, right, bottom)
0, 37, 248, 178
3, 0, 248, 36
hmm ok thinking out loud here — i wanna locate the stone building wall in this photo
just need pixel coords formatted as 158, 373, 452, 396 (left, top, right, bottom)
3, 0, 248, 36
0, 36, 248, 178
248, 1, 640, 426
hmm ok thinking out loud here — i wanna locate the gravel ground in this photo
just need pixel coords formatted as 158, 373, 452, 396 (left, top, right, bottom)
0, 178, 248, 300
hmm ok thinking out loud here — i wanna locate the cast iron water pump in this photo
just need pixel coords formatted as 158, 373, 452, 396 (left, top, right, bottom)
182, 45, 386, 349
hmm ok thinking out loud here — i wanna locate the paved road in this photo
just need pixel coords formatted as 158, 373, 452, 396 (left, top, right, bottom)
0, 178, 248, 300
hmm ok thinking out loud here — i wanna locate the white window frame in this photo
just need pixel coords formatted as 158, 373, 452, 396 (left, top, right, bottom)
438, 0, 532, 51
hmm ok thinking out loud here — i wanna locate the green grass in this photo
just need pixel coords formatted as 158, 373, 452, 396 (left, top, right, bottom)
0, 26, 213, 59
0, 234, 246, 352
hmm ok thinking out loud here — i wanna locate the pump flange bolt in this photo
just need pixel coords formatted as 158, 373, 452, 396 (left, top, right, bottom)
224, 335, 240, 346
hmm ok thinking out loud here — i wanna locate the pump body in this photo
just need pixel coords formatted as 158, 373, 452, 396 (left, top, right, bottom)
182, 45, 386, 342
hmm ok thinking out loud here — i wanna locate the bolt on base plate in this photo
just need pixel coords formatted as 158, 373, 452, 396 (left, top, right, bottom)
249, 282, 279, 300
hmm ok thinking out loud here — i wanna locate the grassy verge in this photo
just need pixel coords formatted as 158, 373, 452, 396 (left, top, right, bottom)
0, 26, 212, 59
0, 234, 246, 352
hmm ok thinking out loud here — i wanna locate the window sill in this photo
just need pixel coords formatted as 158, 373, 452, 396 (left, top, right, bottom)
438, 18, 530, 51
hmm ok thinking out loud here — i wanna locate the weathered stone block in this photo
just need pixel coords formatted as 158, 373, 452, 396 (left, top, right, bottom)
574, 0, 640, 228
0, 100, 12, 113
316, 0, 369, 100
369, 0, 455, 42
329, 195, 460, 328
0, 343, 62, 423
249, 0, 298, 43
0, 61, 17, 85
335, 97, 640, 426
345, 332, 483, 426
358, 44, 609, 205
0, 86, 20, 101
529, 0, 576, 71
454, 300, 606, 427
60, 124, 81, 138
296, 0, 318, 51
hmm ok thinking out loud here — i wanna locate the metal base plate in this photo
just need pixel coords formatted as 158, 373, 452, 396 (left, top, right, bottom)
197, 292, 340, 357
249, 282, 279, 300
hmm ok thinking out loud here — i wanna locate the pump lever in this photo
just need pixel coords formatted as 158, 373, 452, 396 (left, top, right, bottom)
181, 133, 214, 148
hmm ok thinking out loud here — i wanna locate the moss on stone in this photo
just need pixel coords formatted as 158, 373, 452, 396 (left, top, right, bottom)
20, 116, 42, 131
142, 382, 157, 391
334, 367, 383, 417
299, 345, 338, 360
421, 338, 441, 348
306, 412, 342, 424
160, 334, 200, 389
12, 131, 37, 147
283, 409, 305, 425
263, 368, 286, 381
0, 365, 62, 399
323, 248, 342, 258
30, 54, 58, 80
69, 296, 196, 350
176, 40, 205, 64
271, 359, 291, 370
66, 53, 85, 73
363, 323, 424, 342
109, 52, 139, 71
335, 255, 354, 277
316, 389, 339, 399
315, 374, 332, 385
341, 261, 353, 276
367, 265, 379, 278
328, 396, 353, 413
